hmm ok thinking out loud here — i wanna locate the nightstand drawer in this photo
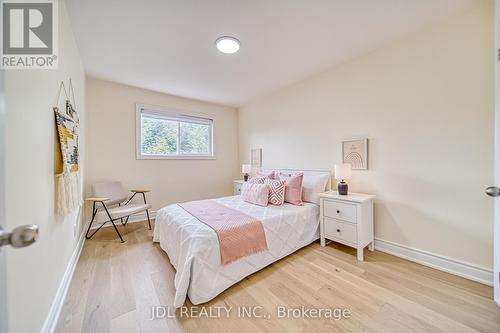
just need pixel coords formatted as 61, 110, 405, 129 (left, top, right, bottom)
233, 181, 244, 195
323, 200, 357, 223
324, 218, 357, 244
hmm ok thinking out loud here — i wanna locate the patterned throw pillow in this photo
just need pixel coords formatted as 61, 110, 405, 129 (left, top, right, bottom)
256, 170, 275, 179
241, 183, 270, 207
264, 178, 286, 205
248, 177, 266, 184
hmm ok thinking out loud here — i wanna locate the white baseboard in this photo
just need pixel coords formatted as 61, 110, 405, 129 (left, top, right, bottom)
40, 232, 86, 333
374, 238, 494, 286
89, 210, 157, 230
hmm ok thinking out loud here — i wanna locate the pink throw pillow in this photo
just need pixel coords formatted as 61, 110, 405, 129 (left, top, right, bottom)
264, 178, 286, 206
241, 183, 270, 207
279, 173, 304, 205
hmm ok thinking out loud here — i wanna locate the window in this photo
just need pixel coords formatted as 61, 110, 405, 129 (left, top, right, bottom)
136, 104, 214, 159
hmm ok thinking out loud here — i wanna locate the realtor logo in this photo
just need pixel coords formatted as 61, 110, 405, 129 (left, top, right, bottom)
2, 0, 58, 69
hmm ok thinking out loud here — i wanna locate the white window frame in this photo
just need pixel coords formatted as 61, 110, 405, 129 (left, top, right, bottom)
136, 103, 215, 160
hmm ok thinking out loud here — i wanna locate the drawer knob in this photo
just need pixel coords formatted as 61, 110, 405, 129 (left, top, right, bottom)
336, 229, 340, 233
336, 210, 340, 214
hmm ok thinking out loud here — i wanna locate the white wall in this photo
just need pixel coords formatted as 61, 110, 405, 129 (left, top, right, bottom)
85, 78, 239, 213
4, 0, 86, 332
239, 1, 494, 269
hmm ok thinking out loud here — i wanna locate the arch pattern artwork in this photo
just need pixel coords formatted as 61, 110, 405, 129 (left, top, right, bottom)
345, 151, 364, 169
342, 138, 368, 170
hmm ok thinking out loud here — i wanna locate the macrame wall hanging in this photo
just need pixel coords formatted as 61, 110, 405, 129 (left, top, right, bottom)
54, 79, 82, 215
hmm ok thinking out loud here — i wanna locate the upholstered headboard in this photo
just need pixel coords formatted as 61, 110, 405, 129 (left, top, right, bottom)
260, 168, 332, 191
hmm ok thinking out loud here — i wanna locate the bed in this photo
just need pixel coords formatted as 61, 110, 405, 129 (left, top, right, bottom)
153, 169, 331, 308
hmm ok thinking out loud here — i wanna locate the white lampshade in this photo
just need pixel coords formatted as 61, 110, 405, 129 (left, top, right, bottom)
334, 164, 352, 180
242, 164, 252, 173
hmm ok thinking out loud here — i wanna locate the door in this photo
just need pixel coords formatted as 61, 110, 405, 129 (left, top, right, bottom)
0, 77, 42, 333
488, 0, 500, 306
0, 5, 40, 330
482, 0, 499, 307
0, 44, 7, 333
0, 73, 40, 333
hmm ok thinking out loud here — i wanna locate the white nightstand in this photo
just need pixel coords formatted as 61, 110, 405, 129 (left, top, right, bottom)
319, 191, 375, 261
233, 180, 245, 195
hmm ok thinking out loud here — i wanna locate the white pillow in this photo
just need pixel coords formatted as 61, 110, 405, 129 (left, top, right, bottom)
302, 174, 330, 204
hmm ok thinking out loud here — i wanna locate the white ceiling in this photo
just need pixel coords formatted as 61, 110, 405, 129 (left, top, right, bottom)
67, 0, 477, 107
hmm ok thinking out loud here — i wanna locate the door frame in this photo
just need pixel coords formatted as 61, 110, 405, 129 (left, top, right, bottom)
494, 0, 500, 306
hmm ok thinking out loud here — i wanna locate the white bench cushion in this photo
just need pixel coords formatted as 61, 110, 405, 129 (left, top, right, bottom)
96, 203, 152, 221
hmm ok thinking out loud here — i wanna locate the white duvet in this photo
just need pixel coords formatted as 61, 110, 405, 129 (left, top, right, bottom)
153, 195, 320, 307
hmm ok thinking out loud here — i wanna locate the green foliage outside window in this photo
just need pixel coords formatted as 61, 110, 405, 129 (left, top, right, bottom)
141, 115, 211, 155
141, 117, 178, 154
180, 122, 210, 154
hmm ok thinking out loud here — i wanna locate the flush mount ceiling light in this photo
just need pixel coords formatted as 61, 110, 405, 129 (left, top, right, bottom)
215, 36, 240, 54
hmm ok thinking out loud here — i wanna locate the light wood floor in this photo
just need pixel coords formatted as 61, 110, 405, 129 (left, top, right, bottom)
56, 221, 500, 333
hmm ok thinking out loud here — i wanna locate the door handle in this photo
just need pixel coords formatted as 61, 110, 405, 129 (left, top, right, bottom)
0, 224, 39, 248
485, 186, 500, 197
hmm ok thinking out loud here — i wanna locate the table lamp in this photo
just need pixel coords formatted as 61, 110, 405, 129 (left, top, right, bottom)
334, 163, 352, 195
242, 164, 252, 181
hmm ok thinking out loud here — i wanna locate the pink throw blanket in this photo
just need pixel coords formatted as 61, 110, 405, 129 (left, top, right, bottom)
178, 200, 268, 265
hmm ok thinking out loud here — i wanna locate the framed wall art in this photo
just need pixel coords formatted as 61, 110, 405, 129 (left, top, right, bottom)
342, 138, 368, 170
251, 148, 262, 167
